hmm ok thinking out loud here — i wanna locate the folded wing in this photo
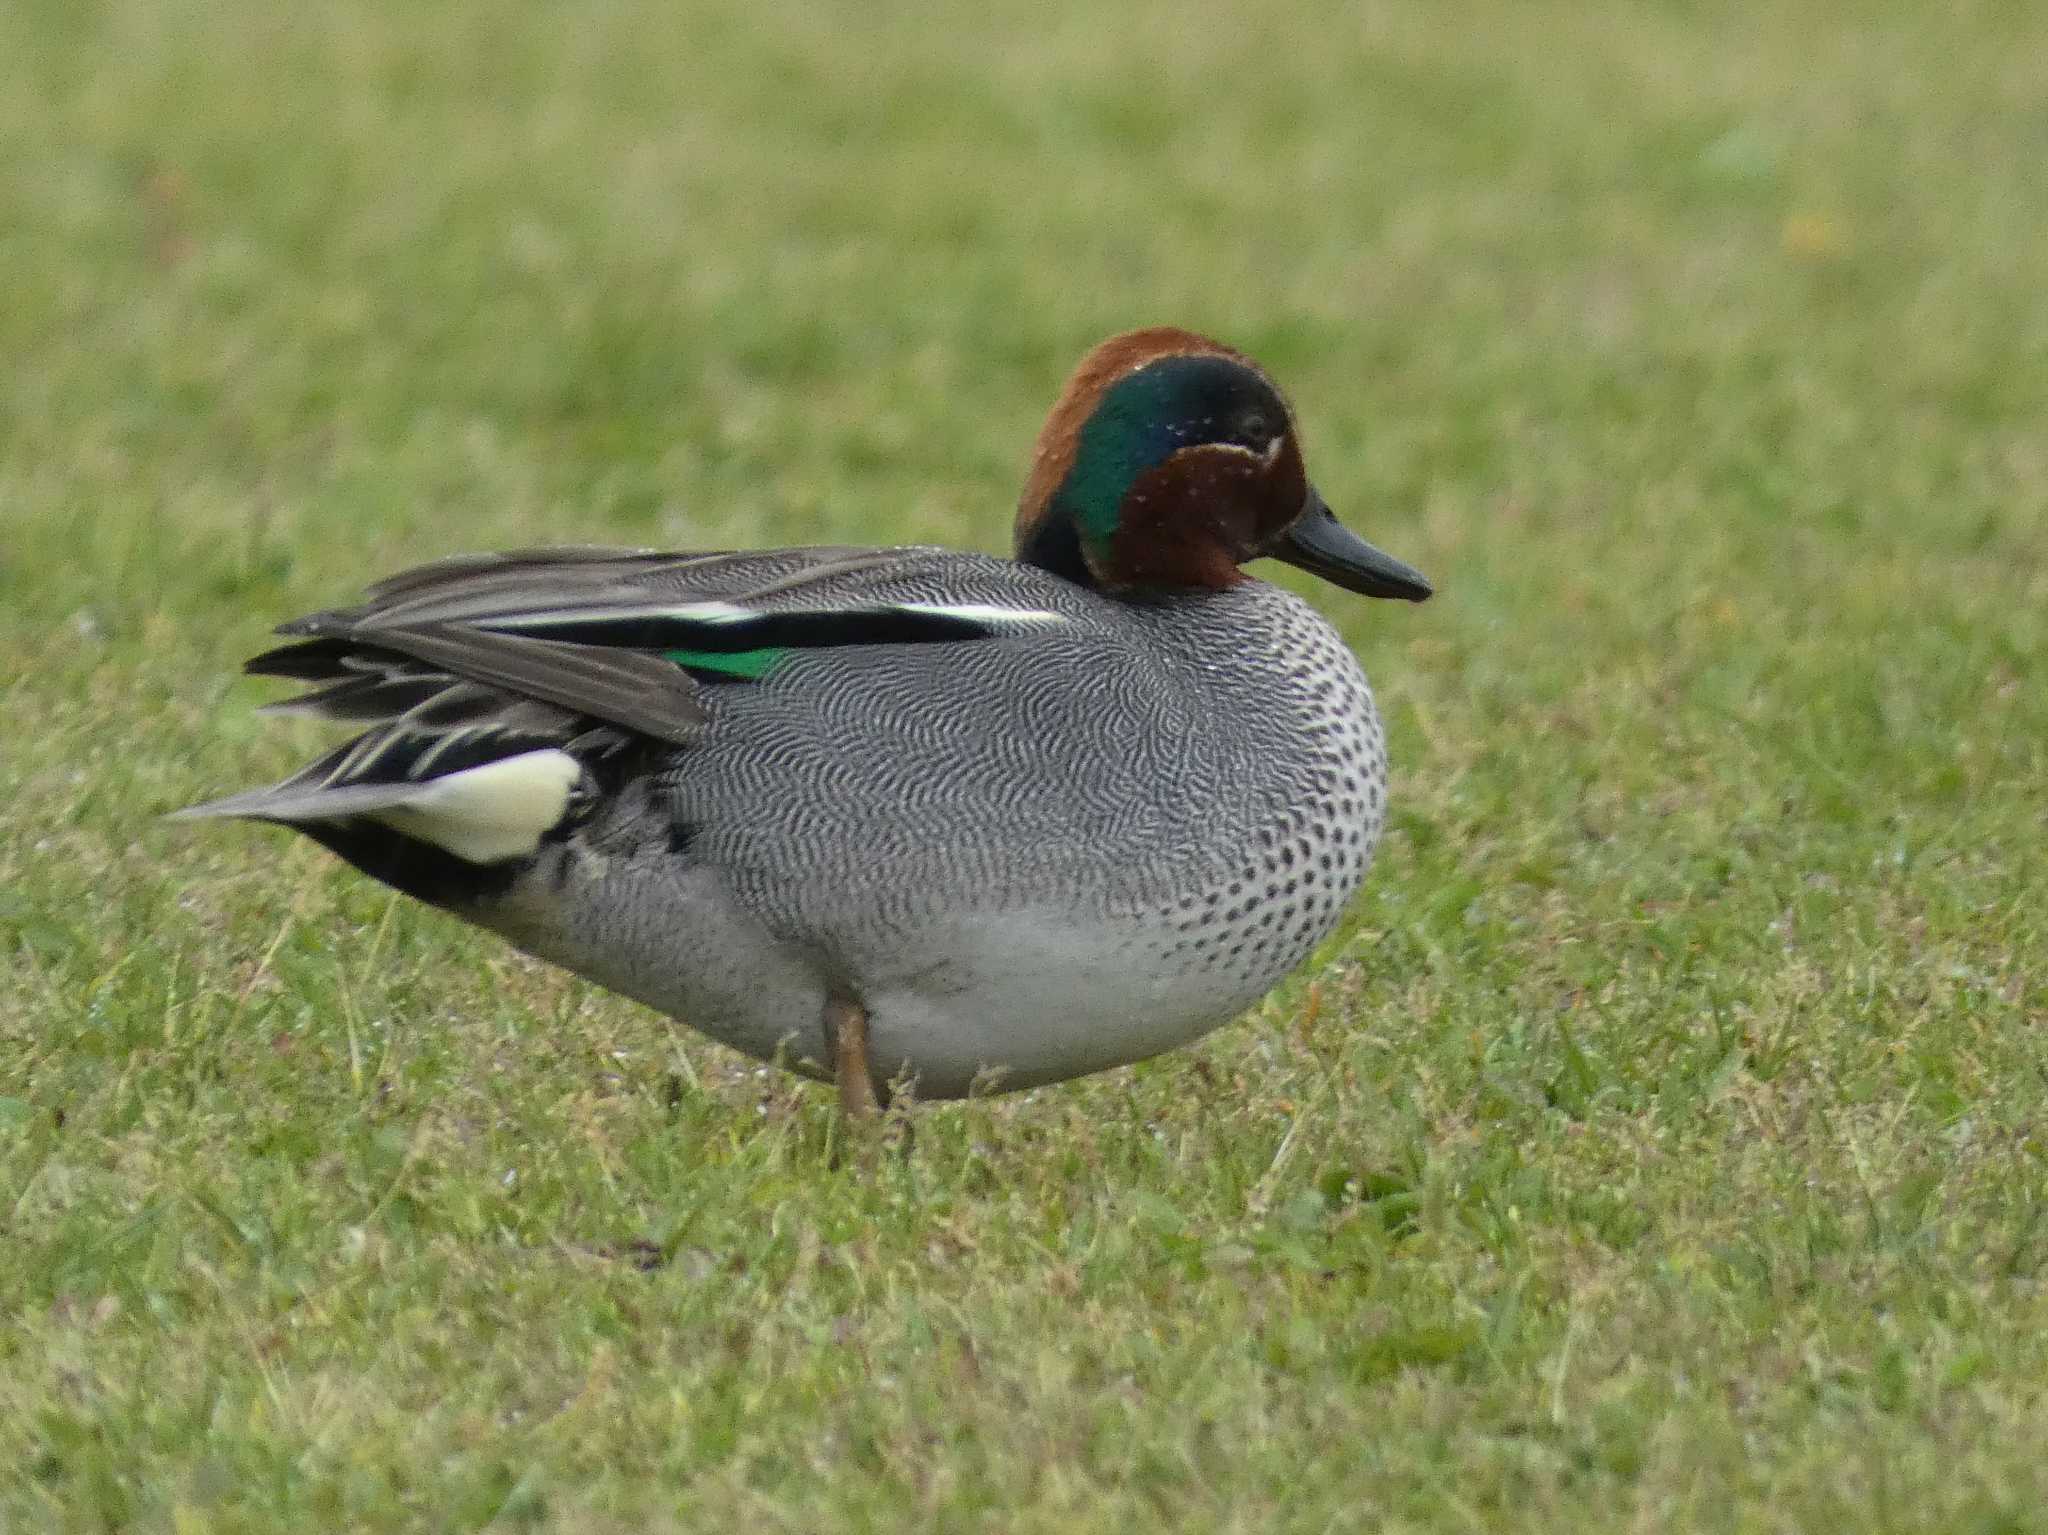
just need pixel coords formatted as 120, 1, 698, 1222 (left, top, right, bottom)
177, 544, 1072, 863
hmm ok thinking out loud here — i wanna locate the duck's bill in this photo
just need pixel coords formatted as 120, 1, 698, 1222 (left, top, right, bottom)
1268, 491, 1432, 601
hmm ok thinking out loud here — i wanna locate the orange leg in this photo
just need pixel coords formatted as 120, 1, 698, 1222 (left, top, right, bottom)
825, 995, 881, 1120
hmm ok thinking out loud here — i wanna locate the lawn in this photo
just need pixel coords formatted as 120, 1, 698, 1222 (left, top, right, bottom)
4, 0, 2047, 1529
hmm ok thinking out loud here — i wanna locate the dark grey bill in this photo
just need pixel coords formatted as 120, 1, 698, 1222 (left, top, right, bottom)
1267, 490, 1432, 601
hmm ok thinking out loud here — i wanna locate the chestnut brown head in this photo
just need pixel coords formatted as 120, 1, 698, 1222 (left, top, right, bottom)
1015, 328, 1431, 602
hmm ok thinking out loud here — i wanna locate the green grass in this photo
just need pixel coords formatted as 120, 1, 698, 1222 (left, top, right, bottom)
5, 0, 2048, 1528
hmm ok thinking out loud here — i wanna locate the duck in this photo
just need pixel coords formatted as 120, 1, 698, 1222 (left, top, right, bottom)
178, 328, 1431, 1114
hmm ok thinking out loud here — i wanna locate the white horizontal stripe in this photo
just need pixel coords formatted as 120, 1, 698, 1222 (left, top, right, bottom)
474, 601, 755, 629
455, 599, 1066, 633
895, 602, 1068, 627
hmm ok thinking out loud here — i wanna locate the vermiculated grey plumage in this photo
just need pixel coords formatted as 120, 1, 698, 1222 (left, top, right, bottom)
182, 545, 1389, 1097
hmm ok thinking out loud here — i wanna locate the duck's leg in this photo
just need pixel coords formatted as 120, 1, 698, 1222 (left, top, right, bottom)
824, 994, 882, 1119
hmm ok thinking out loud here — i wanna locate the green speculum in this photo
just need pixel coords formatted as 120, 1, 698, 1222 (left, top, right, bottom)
663, 646, 789, 680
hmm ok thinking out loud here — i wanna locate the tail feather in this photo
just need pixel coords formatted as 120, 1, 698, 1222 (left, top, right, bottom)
173, 749, 585, 865
255, 673, 449, 722
245, 637, 370, 680
171, 776, 456, 826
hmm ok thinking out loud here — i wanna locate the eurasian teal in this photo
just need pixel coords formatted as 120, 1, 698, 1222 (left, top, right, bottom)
180, 328, 1431, 1111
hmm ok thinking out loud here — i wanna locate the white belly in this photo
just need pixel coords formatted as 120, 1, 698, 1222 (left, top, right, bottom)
482, 872, 1292, 1099
854, 910, 1279, 1096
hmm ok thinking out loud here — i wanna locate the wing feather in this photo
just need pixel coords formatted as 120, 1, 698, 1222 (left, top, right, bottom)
183, 541, 1082, 849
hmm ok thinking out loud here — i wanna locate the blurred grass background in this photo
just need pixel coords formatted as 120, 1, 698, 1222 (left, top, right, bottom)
4, 1, 2047, 1529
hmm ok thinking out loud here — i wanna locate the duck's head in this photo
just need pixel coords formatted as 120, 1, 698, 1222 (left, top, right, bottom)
1015, 328, 1432, 601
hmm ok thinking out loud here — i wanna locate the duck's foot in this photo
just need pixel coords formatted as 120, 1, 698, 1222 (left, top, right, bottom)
824, 994, 883, 1121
